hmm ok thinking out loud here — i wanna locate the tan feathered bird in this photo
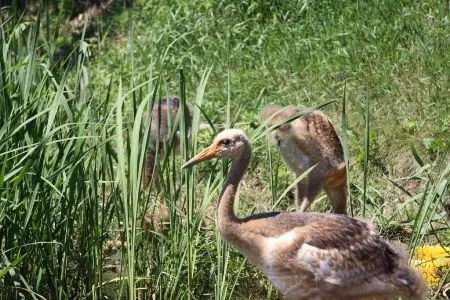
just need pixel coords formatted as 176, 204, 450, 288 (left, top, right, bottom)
183, 129, 426, 300
261, 104, 347, 214
142, 96, 192, 189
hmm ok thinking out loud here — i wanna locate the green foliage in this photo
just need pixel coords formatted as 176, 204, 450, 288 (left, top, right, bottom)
0, 13, 113, 299
1, 0, 449, 299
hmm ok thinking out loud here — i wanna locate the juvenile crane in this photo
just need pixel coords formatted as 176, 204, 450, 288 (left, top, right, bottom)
142, 96, 192, 189
260, 104, 347, 214
183, 129, 426, 300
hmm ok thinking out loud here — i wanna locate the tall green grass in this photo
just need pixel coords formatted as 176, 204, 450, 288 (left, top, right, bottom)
1, 12, 115, 299
1, 1, 450, 299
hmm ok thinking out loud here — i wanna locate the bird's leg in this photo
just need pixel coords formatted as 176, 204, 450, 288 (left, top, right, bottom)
295, 181, 307, 211
141, 150, 153, 190
324, 183, 347, 214
295, 178, 323, 212
153, 148, 164, 192
141, 149, 161, 192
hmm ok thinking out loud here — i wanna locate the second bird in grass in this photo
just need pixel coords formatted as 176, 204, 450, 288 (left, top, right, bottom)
141, 96, 192, 189
183, 129, 426, 300
260, 104, 347, 214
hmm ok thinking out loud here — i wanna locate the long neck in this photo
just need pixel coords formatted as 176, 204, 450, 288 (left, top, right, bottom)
217, 143, 251, 231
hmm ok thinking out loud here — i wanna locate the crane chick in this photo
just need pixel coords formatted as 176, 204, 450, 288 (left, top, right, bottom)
141, 96, 192, 189
260, 104, 347, 214
183, 129, 427, 300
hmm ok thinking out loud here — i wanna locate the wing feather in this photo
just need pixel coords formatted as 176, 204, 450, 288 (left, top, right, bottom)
260, 214, 398, 287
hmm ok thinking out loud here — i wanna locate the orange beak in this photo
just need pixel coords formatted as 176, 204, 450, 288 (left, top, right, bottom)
182, 142, 223, 169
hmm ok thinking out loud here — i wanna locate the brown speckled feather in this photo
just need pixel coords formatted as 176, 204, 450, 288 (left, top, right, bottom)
235, 213, 427, 300
184, 129, 427, 300
260, 104, 347, 214
145, 96, 192, 149
142, 96, 192, 189
260, 104, 344, 172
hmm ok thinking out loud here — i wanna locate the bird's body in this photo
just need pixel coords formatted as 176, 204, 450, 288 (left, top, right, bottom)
144, 205, 170, 233
183, 129, 426, 300
142, 96, 192, 189
260, 104, 347, 214
228, 212, 424, 300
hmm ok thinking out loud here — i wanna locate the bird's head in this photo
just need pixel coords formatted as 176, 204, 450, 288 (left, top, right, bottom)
182, 129, 249, 168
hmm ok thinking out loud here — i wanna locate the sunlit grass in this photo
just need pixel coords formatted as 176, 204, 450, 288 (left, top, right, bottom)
1, 1, 449, 299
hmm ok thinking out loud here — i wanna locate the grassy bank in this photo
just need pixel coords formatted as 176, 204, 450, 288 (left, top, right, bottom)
1, 0, 449, 299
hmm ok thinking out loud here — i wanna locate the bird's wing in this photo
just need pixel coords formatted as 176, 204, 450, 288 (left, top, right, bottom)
261, 214, 398, 288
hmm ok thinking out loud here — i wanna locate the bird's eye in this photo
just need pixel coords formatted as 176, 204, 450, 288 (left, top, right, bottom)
223, 139, 231, 146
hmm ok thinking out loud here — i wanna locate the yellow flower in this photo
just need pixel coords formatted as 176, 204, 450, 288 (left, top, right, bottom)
412, 245, 450, 288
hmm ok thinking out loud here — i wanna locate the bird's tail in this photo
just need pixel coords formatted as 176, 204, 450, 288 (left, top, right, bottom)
390, 242, 428, 299
392, 266, 428, 300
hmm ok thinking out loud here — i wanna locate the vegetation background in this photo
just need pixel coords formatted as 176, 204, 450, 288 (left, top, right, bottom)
1, 0, 449, 299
